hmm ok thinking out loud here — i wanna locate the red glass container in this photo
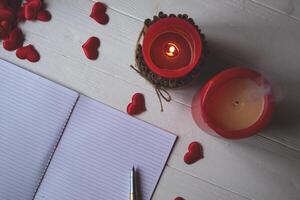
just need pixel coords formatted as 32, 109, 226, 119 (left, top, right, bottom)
142, 17, 203, 79
192, 67, 275, 139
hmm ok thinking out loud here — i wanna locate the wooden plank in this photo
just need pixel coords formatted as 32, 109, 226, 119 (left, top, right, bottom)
93, 0, 159, 21
153, 166, 249, 200
250, 0, 300, 21
1, 0, 300, 199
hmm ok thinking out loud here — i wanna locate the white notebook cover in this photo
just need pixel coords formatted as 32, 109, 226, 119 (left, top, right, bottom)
35, 96, 177, 200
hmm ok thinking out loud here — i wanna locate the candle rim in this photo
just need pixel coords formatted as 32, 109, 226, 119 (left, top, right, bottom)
142, 17, 203, 79
200, 67, 275, 139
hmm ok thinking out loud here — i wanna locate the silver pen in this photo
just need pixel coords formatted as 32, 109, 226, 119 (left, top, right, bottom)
130, 166, 136, 200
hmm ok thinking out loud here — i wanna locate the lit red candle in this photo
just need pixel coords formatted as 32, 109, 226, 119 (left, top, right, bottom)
142, 17, 203, 79
192, 68, 274, 139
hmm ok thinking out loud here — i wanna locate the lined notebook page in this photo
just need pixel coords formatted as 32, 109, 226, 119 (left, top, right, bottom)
35, 96, 176, 200
0, 60, 79, 200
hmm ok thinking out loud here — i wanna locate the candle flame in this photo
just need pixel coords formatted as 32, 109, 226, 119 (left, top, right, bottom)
165, 42, 179, 57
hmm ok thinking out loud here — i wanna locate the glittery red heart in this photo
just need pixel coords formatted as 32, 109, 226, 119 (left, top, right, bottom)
175, 197, 185, 200
90, 2, 109, 25
0, 20, 10, 38
37, 9, 51, 21
3, 27, 24, 51
16, 44, 40, 62
24, 0, 41, 20
184, 142, 204, 165
127, 93, 146, 115
82, 36, 100, 60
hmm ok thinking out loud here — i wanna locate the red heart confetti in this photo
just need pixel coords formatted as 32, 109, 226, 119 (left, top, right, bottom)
0, 20, 10, 38
175, 197, 185, 200
82, 36, 100, 60
90, 2, 109, 25
0, 0, 51, 62
24, 0, 42, 20
0, 7, 14, 21
3, 27, 24, 51
16, 44, 40, 62
127, 93, 146, 115
17, 6, 25, 22
184, 141, 204, 165
37, 9, 51, 22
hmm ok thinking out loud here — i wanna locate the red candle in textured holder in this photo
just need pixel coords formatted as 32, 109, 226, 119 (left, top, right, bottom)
192, 68, 274, 139
142, 17, 203, 79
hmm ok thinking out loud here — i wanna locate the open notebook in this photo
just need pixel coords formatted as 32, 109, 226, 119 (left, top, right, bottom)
0, 59, 176, 200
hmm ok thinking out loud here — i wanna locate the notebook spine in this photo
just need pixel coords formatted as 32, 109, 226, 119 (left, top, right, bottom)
31, 95, 80, 200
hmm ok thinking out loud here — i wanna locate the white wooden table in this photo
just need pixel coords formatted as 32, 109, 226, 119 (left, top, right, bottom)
1, 0, 300, 199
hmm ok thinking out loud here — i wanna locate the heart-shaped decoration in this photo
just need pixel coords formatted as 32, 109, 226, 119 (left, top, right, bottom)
175, 197, 185, 200
24, 0, 41, 20
184, 141, 204, 165
3, 27, 24, 51
37, 9, 51, 22
16, 44, 40, 62
0, 7, 14, 21
82, 36, 100, 60
90, 2, 109, 25
0, 20, 10, 38
127, 93, 146, 115
17, 6, 25, 22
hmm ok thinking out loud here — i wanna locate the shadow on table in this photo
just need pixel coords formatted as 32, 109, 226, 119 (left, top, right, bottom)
196, 41, 300, 146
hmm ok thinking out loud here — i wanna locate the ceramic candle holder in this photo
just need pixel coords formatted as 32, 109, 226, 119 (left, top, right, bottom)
133, 12, 208, 89
192, 67, 275, 139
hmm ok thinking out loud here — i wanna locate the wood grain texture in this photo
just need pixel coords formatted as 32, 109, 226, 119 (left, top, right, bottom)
153, 166, 250, 200
0, 0, 300, 199
251, 0, 300, 20
93, 0, 159, 20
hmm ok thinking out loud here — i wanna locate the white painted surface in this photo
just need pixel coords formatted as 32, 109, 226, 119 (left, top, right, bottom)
0, 0, 300, 199
251, 0, 300, 20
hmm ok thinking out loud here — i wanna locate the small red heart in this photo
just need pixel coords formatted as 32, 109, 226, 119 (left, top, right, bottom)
82, 36, 100, 60
0, 7, 14, 21
3, 27, 24, 51
184, 141, 204, 165
0, 20, 10, 38
17, 6, 25, 22
127, 93, 146, 115
37, 9, 51, 22
90, 2, 109, 25
16, 44, 40, 62
175, 197, 185, 200
24, 0, 41, 20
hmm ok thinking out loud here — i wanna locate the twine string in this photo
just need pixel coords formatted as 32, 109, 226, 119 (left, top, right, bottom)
130, 65, 142, 75
157, 87, 172, 102
155, 86, 172, 112
155, 87, 164, 112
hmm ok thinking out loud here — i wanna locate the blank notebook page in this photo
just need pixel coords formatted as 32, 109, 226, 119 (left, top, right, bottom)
0, 60, 79, 200
35, 96, 176, 200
